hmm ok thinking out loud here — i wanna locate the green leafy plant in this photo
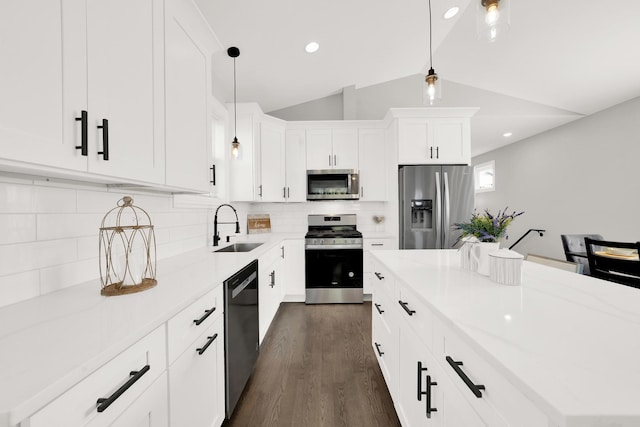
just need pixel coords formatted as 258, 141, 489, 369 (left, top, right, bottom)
455, 207, 524, 242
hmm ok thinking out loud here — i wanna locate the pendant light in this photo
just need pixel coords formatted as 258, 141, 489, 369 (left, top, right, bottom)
477, 0, 510, 42
228, 46, 240, 159
425, 0, 441, 105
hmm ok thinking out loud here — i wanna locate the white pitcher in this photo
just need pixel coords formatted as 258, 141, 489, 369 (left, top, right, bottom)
471, 242, 501, 276
459, 236, 479, 270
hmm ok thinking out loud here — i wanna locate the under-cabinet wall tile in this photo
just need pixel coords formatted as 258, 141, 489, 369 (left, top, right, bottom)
33, 186, 77, 213
76, 189, 122, 213
0, 214, 36, 244
0, 183, 35, 213
77, 236, 99, 261
36, 213, 104, 241
39, 258, 98, 294
0, 239, 77, 276
0, 271, 40, 307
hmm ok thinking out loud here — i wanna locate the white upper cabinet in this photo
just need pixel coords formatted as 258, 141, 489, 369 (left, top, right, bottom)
164, 0, 221, 192
392, 108, 477, 165
0, 1, 85, 171
358, 128, 387, 201
228, 103, 261, 201
257, 120, 286, 202
306, 128, 358, 170
284, 129, 307, 202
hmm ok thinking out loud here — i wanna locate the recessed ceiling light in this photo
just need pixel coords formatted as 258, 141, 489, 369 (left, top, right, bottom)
305, 42, 319, 53
443, 6, 459, 19
503, 132, 513, 137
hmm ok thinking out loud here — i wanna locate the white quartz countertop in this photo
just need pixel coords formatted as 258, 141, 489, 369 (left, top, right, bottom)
371, 249, 640, 427
0, 233, 300, 427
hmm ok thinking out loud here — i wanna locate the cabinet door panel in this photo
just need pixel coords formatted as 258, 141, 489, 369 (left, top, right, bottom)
305, 129, 332, 170
358, 128, 386, 201
0, 0, 85, 170
165, 3, 210, 191
86, 0, 164, 183
332, 128, 358, 169
259, 122, 286, 201
398, 119, 431, 164
432, 119, 469, 164
284, 130, 306, 201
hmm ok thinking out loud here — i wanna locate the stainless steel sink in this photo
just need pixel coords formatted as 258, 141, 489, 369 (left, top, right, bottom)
214, 242, 263, 253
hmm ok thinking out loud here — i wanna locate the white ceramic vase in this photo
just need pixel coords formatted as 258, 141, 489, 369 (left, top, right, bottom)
470, 242, 501, 276
459, 236, 480, 270
489, 249, 524, 285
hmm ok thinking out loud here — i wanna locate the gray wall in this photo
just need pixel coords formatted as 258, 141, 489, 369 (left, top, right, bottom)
473, 96, 640, 260
268, 93, 343, 121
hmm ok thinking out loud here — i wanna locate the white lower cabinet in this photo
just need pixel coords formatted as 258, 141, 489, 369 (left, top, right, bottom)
169, 316, 225, 427
283, 239, 305, 301
259, 244, 284, 343
363, 238, 393, 294
29, 325, 167, 427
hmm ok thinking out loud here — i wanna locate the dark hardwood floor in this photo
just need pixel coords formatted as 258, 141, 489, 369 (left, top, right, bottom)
224, 302, 401, 427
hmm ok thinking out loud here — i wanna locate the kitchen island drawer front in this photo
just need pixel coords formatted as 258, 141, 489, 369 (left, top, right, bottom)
372, 307, 398, 400
167, 285, 223, 364
440, 322, 548, 427
30, 325, 166, 427
371, 260, 396, 302
397, 283, 434, 351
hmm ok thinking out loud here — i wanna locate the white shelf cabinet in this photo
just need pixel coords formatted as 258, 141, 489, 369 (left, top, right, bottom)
164, 0, 221, 192
358, 128, 387, 201
306, 128, 359, 170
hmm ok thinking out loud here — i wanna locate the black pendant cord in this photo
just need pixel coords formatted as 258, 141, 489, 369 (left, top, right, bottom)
233, 57, 237, 141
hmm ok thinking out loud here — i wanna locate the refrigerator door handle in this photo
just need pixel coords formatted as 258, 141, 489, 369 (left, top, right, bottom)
443, 172, 451, 248
435, 172, 442, 249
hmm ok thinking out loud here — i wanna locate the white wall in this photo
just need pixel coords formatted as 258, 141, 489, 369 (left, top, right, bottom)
267, 93, 343, 121
473, 96, 640, 260
0, 175, 210, 308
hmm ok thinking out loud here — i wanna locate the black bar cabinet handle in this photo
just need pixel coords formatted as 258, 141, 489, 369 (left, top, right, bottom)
269, 271, 275, 288
374, 272, 384, 280
374, 303, 384, 314
75, 110, 88, 156
429, 146, 433, 158
210, 165, 216, 185
374, 342, 384, 356
287, 187, 290, 198
426, 375, 438, 418
281, 246, 285, 259
196, 333, 218, 355
436, 146, 439, 159
446, 356, 485, 398
96, 364, 150, 412
417, 361, 428, 401
399, 300, 416, 316
97, 119, 109, 160
193, 307, 216, 326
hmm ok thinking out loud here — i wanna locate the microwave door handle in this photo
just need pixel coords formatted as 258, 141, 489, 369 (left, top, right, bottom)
443, 172, 450, 249
435, 172, 442, 249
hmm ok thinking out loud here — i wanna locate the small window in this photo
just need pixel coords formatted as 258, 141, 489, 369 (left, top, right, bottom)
474, 160, 495, 192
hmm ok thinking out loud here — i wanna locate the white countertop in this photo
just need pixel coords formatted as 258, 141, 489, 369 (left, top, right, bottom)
0, 233, 300, 427
371, 249, 640, 426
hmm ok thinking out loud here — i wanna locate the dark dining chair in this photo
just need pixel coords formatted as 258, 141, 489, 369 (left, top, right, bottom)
561, 234, 603, 275
584, 238, 640, 288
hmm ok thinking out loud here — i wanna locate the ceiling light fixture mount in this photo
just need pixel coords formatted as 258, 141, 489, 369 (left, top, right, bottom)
305, 42, 319, 53
478, 0, 510, 42
228, 47, 240, 159
424, 0, 441, 105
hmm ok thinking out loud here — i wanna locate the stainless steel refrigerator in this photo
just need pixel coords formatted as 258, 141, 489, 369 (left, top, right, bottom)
399, 165, 475, 249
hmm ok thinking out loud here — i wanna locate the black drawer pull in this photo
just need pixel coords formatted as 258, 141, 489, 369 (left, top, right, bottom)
96, 364, 150, 412
374, 342, 384, 357
399, 300, 416, 316
196, 333, 218, 355
417, 361, 428, 401
374, 272, 384, 280
374, 303, 384, 314
97, 119, 109, 160
193, 307, 216, 326
210, 165, 216, 185
75, 110, 88, 156
426, 375, 438, 417
446, 356, 485, 398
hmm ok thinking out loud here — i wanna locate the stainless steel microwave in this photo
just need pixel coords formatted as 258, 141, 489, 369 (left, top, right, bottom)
307, 169, 359, 200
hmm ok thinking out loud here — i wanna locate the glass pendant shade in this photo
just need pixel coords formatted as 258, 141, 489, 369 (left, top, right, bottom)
423, 68, 442, 105
477, 0, 510, 42
231, 136, 240, 159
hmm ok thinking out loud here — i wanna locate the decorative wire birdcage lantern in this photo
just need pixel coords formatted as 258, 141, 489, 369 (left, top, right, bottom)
99, 196, 157, 296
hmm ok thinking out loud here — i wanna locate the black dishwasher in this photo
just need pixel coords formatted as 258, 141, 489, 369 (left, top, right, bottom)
224, 259, 259, 418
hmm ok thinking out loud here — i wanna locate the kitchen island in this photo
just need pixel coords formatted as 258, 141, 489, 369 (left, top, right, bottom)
370, 249, 640, 427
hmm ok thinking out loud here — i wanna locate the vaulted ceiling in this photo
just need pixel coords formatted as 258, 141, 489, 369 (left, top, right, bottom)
196, 0, 640, 156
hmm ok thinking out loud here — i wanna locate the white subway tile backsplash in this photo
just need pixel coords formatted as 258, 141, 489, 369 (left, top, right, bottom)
76, 189, 123, 213
33, 186, 77, 213
0, 271, 40, 307
37, 213, 104, 241
77, 236, 99, 260
0, 239, 77, 276
0, 183, 35, 213
39, 258, 99, 294
0, 214, 36, 244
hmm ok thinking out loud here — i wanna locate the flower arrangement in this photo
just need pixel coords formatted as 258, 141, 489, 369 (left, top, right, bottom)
455, 207, 524, 242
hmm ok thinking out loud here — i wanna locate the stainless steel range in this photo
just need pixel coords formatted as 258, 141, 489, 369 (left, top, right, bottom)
305, 214, 363, 304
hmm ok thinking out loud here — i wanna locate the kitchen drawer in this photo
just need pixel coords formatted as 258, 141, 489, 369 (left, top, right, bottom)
370, 260, 396, 301
30, 325, 166, 427
259, 244, 284, 271
372, 307, 398, 398
438, 322, 548, 427
167, 285, 223, 364
363, 238, 393, 272
372, 279, 396, 334
396, 283, 434, 351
